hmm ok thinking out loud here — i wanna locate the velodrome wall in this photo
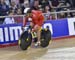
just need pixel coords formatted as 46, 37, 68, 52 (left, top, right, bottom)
0, 18, 75, 44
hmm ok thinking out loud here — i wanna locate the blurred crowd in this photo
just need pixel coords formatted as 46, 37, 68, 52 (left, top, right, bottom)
0, 0, 75, 24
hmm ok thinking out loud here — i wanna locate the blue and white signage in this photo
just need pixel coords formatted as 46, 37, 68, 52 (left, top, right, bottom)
43, 19, 69, 37
0, 24, 22, 44
0, 18, 75, 44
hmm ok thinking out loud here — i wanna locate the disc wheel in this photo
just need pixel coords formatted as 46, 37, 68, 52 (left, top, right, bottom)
40, 29, 51, 47
19, 31, 32, 50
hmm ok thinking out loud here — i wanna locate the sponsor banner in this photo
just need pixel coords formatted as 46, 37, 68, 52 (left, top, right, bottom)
67, 18, 75, 35
0, 18, 75, 44
0, 24, 22, 44
43, 19, 69, 37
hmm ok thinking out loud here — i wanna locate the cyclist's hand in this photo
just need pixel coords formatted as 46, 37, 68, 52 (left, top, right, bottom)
28, 18, 32, 21
21, 26, 25, 32
30, 22, 34, 27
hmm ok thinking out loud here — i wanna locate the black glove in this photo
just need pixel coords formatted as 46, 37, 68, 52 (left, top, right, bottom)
21, 26, 25, 32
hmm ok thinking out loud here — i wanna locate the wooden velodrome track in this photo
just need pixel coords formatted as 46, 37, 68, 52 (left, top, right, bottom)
0, 37, 75, 60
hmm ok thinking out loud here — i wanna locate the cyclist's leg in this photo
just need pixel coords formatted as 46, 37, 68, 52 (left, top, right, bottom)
33, 25, 41, 46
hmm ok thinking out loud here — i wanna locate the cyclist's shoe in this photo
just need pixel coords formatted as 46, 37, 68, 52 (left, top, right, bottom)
34, 41, 40, 47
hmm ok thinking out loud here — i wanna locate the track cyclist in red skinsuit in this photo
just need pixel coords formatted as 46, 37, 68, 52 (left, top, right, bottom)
23, 8, 44, 46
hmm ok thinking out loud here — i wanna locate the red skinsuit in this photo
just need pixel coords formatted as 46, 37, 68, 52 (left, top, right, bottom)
23, 10, 44, 27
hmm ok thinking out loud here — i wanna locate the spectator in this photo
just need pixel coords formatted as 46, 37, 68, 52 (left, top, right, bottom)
11, 0, 19, 5
28, 0, 34, 8
5, 0, 10, 6
44, 5, 50, 13
15, 8, 23, 23
58, 13, 66, 19
19, 0, 24, 4
20, 0, 29, 14
39, 0, 50, 9
24, 1, 29, 8
23, 1, 30, 14
3, 9, 15, 24
31, 0, 39, 10
16, 8, 22, 15
9, 1, 17, 11
49, 0, 63, 11
44, 5, 52, 20
64, 9, 74, 17
0, 0, 9, 16
0, 0, 9, 24
65, 0, 75, 9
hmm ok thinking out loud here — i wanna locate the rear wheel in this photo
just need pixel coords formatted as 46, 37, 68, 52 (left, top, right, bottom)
40, 29, 51, 47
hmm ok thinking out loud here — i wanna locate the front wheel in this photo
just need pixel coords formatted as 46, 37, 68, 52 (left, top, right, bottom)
18, 31, 32, 50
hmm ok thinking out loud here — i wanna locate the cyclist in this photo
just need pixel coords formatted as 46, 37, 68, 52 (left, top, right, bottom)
23, 8, 44, 46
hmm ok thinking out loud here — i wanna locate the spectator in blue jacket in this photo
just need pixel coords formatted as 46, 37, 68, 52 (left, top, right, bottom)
0, 0, 9, 16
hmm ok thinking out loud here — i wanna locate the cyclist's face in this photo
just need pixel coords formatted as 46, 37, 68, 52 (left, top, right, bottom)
27, 13, 32, 17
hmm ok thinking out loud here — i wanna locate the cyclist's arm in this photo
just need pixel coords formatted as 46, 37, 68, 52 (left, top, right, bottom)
23, 17, 28, 27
